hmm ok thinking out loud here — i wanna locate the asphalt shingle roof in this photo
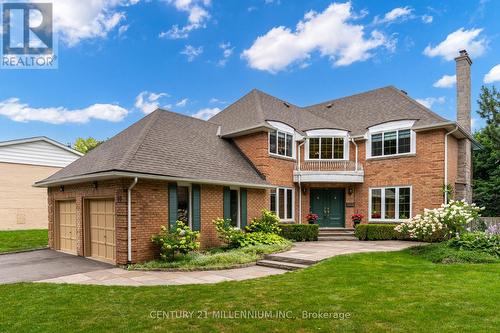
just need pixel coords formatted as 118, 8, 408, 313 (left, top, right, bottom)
41, 110, 267, 186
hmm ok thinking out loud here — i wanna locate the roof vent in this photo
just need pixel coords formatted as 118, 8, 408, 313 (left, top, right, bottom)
283, 102, 290, 108
400, 89, 408, 95
326, 103, 333, 108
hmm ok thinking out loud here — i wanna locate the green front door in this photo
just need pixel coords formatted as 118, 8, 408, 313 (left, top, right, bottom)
310, 189, 345, 228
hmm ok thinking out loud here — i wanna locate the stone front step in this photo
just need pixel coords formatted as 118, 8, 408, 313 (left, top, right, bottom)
264, 254, 317, 266
319, 231, 355, 237
256, 260, 308, 271
318, 235, 358, 241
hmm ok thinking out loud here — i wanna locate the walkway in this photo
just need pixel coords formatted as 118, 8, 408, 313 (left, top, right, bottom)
37, 241, 417, 286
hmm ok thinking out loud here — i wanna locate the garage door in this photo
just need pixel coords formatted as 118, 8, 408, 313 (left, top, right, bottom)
58, 201, 77, 254
89, 199, 115, 262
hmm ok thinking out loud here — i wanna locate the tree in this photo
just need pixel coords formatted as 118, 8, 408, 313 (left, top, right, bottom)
472, 86, 500, 216
73, 137, 103, 154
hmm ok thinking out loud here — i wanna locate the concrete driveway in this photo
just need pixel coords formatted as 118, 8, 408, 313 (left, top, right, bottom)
0, 249, 113, 284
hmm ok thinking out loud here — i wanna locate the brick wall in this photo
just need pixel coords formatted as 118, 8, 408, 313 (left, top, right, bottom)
48, 179, 267, 264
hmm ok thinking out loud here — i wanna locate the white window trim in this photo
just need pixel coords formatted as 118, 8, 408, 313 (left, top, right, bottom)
366, 128, 416, 159
305, 136, 349, 161
368, 186, 412, 222
268, 130, 296, 160
271, 187, 295, 222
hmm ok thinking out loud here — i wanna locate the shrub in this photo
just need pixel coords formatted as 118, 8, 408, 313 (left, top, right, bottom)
213, 218, 245, 248
355, 224, 400, 240
151, 221, 200, 261
395, 200, 484, 242
278, 224, 318, 241
409, 243, 500, 264
448, 232, 500, 257
245, 209, 281, 234
236, 232, 290, 247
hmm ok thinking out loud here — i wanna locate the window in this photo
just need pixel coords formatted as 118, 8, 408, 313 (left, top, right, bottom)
370, 187, 411, 221
229, 189, 239, 227
269, 130, 293, 158
370, 129, 413, 157
177, 186, 190, 224
308, 137, 345, 160
270, 187, 294, 220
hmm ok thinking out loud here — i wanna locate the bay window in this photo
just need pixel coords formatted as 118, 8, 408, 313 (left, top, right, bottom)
308, 137, 345, 160
371, 129, 413, 157
370, 186, 411, 221
269, 130, 293, 158
270, 187, 294, 221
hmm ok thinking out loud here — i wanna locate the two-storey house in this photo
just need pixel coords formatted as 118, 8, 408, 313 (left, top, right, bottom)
36, 50, 475, 265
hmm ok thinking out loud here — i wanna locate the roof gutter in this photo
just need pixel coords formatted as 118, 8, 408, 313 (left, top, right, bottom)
34, 170, 274, 189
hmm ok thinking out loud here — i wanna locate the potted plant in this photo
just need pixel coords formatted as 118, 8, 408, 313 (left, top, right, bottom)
351, 213, 363, 227
305, 213, 319, 224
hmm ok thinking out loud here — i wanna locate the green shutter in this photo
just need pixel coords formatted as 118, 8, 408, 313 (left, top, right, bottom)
192, 184, 201, 231
168, 183, 177, 229
223, 187, 231, 220
240, 188, 247, 228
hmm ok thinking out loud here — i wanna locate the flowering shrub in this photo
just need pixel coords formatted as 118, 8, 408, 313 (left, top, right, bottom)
237, 232, 290, 247
151, 221, 200, 261
245, 209, 281, 234
213, 218, 245, 248
394, 200, 484, 242
305, 213, 319, 224
486, 224, 500, 235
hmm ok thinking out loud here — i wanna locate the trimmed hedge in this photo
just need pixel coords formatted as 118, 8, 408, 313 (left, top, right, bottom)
355, 224, 405, 241
279, 224, 319, 242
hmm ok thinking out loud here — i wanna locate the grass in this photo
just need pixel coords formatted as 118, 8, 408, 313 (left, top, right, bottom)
129, 242, 292, 271
409, 242, 499, 264
0, 229, 48, 253
1, 249, 499, 332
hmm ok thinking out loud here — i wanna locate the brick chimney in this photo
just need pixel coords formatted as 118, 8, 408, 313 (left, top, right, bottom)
455, 49, 472, 133
454, 49, 472, 202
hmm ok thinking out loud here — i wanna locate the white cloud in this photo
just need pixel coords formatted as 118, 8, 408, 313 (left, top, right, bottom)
134, 91, 169, 114
0, 98, 128, 124
242, 2, 392, 73
181, 45, 203, 61
191, 107, 221, 120
484, 64, 500, 83
422, 15, 433, 24
433, 74, 456, 88
48, 0, 139, 46
159, 0, 211, 39
423, 28, 487, 61
176, 98, 188, 107
415, 96, 446, 109
217, 42, 234, 67
373, 6, 413, 24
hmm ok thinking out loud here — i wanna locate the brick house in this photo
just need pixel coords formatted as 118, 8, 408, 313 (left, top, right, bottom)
36, 50, 475, 265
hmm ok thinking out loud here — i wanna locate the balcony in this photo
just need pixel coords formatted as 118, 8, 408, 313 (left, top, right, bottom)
293, 160, 364, 183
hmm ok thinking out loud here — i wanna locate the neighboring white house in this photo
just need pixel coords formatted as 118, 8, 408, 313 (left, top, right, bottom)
0, 137, 82, 230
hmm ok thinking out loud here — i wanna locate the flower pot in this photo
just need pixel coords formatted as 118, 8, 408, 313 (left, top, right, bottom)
308, 220, 315, 225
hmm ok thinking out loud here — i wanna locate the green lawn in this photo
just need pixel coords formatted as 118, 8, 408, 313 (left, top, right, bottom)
1, 249, 499, 332
0, 229, 48, 253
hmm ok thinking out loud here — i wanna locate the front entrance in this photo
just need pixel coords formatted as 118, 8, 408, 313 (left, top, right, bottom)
310, 189, 345, 228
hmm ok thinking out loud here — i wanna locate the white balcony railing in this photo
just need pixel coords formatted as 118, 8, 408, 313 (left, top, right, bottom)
293, 160, 364, 183
296, 160, 363, 172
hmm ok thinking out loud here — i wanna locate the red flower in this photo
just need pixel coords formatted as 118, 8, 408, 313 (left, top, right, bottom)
305, 213, 319, 221
351, 214, 363, 221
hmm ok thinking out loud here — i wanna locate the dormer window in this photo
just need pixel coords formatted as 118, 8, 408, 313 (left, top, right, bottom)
366, 120, 416, 159
305, 129, 349, 161
267, 121, 296, 159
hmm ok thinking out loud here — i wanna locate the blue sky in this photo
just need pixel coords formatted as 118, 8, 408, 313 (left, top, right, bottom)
0, 0, 499, 145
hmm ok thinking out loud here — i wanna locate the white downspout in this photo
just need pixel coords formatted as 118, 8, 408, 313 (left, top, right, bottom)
297, 140, 306, 224
351, 137, 358, 171
444, 127, 458, 204
127, 177, 138, 263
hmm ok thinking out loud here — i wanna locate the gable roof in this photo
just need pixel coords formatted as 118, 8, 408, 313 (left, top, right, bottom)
36, 110, 268, 187
210, 86, 449, 137
0, 136, 82, 168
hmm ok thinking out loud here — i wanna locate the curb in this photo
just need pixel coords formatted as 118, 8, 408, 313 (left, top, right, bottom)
0, 247, 49, 256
